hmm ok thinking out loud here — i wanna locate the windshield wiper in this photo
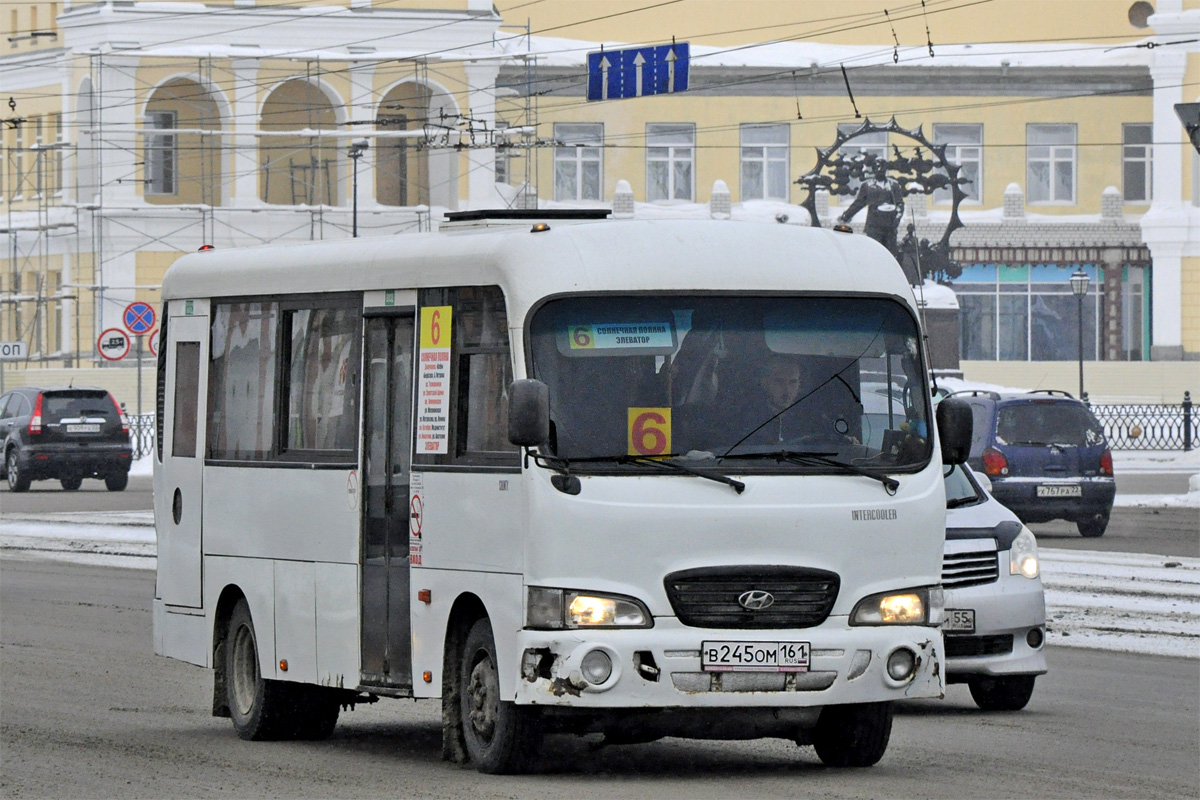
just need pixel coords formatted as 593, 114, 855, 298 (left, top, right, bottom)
946, 496, 980, 509
528, 451, 745, 494
721, 450, 899, 493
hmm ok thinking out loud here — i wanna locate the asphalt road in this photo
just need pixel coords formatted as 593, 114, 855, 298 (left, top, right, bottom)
1, 558, 1196, 799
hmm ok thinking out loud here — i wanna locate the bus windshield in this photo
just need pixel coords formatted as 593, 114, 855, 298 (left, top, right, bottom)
528, 294, 932, 472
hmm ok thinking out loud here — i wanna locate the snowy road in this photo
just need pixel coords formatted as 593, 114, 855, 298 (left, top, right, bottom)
2, 513, 1196, 660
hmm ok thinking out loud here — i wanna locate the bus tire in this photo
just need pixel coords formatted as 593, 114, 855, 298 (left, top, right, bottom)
290, 687, 340, 740
811, 701, 893, 768
226, 599, 296, 741
459, 617, 542, 774
968, 675, 1035, 711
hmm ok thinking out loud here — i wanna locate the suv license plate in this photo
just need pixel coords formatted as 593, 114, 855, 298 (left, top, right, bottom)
701, 641, 810, 672
66, 423, 101, 433
944, 609, 976, 632
1037, 484, 1082, 497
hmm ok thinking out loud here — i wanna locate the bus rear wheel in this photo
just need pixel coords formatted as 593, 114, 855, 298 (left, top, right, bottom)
226, 599, 339, 741
459, 618, 542, 774
811, 701, 893, 768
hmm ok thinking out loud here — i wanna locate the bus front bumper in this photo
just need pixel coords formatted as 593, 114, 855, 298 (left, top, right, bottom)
512, 618, 944, 708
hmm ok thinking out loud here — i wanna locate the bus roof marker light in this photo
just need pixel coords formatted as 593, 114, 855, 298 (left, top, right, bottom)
530, 223, 551, 233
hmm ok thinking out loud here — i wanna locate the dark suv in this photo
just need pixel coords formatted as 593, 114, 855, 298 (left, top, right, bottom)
0, 386, 133, 492
950, 389, 1115, 537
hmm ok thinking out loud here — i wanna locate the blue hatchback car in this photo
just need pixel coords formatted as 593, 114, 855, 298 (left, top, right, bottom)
950, 390, 1115, 537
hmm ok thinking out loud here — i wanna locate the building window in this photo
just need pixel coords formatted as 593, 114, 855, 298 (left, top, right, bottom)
554, 123, 603, 201
1122, 123, 1152, 203
933, 123, 982, 204
740, 124, 789, 201
646, 123, 694, 202
145, 110, 177, 196
953, 263, 1118, 361
1026, 124, 1075, 204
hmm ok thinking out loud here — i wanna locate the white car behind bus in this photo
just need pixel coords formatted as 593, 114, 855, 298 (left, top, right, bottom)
942, 463, 1047, 710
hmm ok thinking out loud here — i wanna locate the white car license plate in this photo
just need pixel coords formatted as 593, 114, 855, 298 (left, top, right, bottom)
1037, 484, 1082, 498
701, 641, 810, 672
944, 609, 976, 633
66, 423, 101, 433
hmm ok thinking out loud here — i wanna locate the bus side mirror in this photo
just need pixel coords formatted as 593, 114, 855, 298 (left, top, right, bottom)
508, 379, 550, 447
936, 398, 972, 465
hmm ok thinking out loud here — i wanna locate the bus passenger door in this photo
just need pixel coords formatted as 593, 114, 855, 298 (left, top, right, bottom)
157, 308, 207, 609
360, 314, 415, 690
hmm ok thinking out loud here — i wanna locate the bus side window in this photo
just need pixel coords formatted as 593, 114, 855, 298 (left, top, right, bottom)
285, 305, 360, 454
207, 302, 279, 461
417, 285, 518, 467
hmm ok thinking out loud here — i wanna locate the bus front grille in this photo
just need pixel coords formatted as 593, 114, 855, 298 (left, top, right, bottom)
664, 566, 840, 629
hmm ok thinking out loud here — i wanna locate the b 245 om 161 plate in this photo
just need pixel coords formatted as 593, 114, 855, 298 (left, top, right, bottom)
701, 641, 810, 672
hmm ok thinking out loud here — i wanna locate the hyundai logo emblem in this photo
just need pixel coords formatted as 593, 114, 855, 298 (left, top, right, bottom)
738, 590, 775, 611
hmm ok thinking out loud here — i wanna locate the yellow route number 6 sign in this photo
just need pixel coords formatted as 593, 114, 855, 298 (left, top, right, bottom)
627, 407, 672, 457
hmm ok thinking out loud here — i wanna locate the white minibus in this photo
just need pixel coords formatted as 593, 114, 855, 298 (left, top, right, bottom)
153, 212, 972, 773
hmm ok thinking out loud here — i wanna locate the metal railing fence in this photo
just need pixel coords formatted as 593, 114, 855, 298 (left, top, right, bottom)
129, 413, 156, 459
126, 392, 1196, 458
1086, 392, 1195, 452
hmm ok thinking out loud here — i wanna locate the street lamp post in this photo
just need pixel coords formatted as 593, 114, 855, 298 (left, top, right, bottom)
348, 139, 369, 238
1070, 268, 1090, 399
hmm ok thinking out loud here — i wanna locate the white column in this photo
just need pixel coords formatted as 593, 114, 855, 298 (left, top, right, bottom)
1140, 8, 1200, 358
98, 56, 139, 205
230, 59, 262, 207
463, 61, 501, 210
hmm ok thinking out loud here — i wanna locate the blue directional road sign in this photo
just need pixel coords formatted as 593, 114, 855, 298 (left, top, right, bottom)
587, 42, 689, 101
123, 301, 156, 335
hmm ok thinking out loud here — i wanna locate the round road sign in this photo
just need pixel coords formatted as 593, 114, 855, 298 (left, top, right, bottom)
98, 328, 131, 361
123, 301, 156, 335
147, 327, 160, 357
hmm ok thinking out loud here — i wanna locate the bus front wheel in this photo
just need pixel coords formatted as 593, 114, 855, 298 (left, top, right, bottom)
459, 618, 542, 774
811, 701, 893, 767
226, 599, 339, 741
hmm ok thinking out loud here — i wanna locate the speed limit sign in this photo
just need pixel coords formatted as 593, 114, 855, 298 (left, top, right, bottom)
98, 328, 131, 361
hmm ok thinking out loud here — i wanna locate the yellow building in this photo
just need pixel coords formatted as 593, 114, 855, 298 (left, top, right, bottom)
2, 0, 1198, 406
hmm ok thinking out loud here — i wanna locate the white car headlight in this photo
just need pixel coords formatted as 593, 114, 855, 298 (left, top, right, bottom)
1010, 525, 1040, 579
526, 587, 652, 629
850, 586, 943, 626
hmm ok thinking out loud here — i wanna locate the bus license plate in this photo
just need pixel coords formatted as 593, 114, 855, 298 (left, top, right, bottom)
66, 424, 100, 433
701, 641, 810, 672
944, 609, 976, 632
1037, 484, 1081, 497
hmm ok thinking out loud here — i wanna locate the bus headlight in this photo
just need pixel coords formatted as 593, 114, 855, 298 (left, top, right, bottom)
851, 586, 943, 626
1010, 525, 1040, 579
526, 587, 652, 629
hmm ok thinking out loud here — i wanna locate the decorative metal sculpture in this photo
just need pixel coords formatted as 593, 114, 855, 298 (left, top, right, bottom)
796, 117, 968, 283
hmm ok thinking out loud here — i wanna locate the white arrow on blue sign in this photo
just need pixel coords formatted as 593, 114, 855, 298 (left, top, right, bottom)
587, 43, 689, 101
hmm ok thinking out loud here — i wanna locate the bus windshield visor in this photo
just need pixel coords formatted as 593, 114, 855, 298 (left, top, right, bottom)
527, 295, 933, 472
